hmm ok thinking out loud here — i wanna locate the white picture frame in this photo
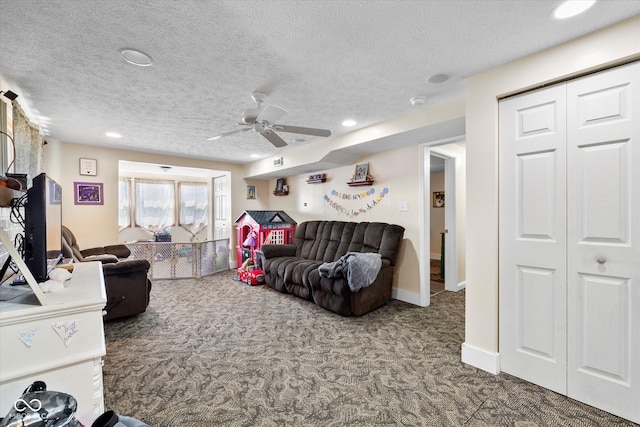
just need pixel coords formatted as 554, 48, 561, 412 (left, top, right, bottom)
79, 158, 97, 176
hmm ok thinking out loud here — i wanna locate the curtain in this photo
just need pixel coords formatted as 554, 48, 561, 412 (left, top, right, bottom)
179, 182, 208, 234
12, 102, 44, 184
135, 180, 174, 231
118, 178, 131, 229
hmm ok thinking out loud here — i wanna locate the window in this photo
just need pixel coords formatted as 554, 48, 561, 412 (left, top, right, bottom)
118, 178, 210, 234
179, 182, 208, 234
134, 179, 175, 231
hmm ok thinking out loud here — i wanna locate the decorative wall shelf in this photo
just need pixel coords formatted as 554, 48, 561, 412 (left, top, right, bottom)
347, 180, 374, 187
274, 178, 288, 195
307, 173, 327, 184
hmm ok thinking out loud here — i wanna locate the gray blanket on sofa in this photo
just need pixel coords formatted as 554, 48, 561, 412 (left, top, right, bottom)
318, 252, 382, 292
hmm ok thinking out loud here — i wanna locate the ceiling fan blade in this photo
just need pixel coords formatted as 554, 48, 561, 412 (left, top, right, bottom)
256, 104, 288, 124
260, 129, 288, 147
271, 124, 331, 137
206, 127, 251, 141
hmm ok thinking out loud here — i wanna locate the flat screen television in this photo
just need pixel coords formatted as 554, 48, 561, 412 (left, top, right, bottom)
24, 173, 63, 282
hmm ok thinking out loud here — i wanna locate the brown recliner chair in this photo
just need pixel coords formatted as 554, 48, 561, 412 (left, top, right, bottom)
62, 226, 131, 263
62, 226, 152, 321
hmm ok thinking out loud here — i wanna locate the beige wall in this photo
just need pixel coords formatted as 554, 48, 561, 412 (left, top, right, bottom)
464, 16, 640, 369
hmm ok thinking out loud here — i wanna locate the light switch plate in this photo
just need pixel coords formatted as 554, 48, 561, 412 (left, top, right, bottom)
399, 201, 409, 212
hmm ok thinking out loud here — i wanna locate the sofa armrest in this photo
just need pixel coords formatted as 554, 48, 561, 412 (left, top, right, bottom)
81, 247, 108, 257
83, 254, 119, 264
102, 259, 150, 276
81, 244, 131, 259
261, 244, 297, 259
104, 244, 131, 259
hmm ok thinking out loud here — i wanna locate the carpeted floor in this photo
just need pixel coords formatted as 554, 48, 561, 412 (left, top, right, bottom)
102, 270, 637, 426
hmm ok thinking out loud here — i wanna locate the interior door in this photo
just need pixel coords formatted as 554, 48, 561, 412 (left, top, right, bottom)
566, 61, 640, 423
499, 84, 568, 394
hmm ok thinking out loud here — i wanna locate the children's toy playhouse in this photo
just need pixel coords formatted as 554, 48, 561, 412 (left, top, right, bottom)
235, 210, 297, 267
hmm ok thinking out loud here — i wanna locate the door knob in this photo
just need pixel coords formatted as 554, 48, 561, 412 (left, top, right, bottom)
596, 256, 607, 264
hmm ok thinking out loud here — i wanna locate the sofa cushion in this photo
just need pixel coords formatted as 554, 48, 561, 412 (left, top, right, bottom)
295, 221, 357, 262
346, 222, 405, 265
263, 256, 302, 293
283, 259, 324, 300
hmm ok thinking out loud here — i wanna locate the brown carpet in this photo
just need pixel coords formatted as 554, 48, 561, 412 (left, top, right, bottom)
102, 270, 637, 426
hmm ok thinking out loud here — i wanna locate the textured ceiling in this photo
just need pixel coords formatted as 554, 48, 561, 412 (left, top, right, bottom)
1, 1, 639, 167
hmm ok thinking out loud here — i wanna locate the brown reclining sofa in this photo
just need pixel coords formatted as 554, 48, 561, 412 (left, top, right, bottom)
260, 220, 405, 316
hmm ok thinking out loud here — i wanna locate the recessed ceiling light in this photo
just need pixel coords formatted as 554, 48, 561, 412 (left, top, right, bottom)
342, 119, 357, 127
292, 138, 306, 143
250, 153, 261, 158
106, 132, 122, 138
552, 0, 596, 19
410, 96, 426, 107
119, 48, 154, 67
426, 74, 448, 84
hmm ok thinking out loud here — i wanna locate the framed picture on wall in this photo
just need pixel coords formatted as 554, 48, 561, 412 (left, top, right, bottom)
433, 191, 445, 208
74, 182, 104, 205
353, 163, 369, 182
246, 185, 256, 199
79, 158, 97, 176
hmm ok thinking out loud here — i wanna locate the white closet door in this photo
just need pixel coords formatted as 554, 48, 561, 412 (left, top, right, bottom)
499, 84, 568, 394
566, 61, 640, 423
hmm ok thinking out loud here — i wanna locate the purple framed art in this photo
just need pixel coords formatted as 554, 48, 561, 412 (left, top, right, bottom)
74, 182, 104, 205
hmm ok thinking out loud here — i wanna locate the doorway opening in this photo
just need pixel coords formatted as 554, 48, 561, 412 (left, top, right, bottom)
420, 138, 466, 307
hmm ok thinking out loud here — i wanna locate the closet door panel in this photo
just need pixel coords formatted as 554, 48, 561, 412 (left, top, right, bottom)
499, 85, 567, 394
567, 61, 640, 423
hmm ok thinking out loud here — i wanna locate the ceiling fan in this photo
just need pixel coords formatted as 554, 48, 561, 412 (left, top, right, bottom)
207, 91, 331, 147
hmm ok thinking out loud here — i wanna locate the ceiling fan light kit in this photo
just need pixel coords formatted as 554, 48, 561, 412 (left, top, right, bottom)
207, 92, 332, 147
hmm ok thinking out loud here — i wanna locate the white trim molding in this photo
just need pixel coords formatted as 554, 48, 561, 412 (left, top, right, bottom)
392, 288, 421, 306
461, 342, 500, 374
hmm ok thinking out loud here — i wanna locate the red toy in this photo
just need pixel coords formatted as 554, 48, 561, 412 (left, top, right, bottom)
238, 267, 265, 286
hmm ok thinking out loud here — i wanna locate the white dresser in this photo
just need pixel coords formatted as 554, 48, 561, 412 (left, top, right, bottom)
0, 262, 106, 425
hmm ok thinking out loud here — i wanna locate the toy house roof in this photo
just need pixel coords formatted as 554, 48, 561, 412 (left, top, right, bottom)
235, 210, 297, 225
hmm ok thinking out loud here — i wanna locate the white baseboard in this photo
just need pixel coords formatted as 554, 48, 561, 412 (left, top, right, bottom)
392, 287, 421, 306
461, 342, 500, 375
456, 280, 466, 291
430, 253, 441, 260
